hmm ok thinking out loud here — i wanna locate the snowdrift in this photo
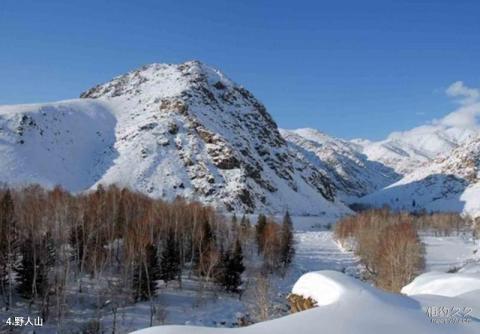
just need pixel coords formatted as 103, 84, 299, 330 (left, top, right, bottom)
402, 270, 480, 297
131, 271, 479, 334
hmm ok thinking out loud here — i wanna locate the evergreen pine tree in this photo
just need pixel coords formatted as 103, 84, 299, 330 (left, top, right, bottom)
255, 214, 267, 254
43, 231, 56, 268
160, 231, 181, 284
240, 214, 250, 232
115, 192, 127, 238
280, 211, 295, 268
218, 239, 245, 293
0, 190, 18, 309
239, 214, 251, 246
195, 219, 215, 276
15, 237, 49, 300
69, 224, 85, 270
201, 219, 215, 245
133, 243, 161, 301
230, 214, 238, 239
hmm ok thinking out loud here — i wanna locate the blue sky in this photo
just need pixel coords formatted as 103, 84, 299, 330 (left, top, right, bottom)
1, 0, 479, 140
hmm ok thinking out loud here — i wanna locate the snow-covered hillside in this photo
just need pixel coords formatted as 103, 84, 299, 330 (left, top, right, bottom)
352, 82, 480, 175
2, 64, 478, 214
352, 125, 477, 175
359, 137, 480, 217
281, 128, 400, 201
280, 81, 480, 211
0, 99, 117, 191
0, 61, 348, 215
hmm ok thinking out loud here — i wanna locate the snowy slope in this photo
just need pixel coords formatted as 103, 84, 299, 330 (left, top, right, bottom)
281, 128, 400, 201
352, 87, 480, 175
359, 137, 480, 216
282, 83, 480, 203
0, 61, 349, 215
401, 266, 480, 320
0, 99, 117, 191
421, 234, 480, 272
352, 125, 477, 174
132, 271, 480, 334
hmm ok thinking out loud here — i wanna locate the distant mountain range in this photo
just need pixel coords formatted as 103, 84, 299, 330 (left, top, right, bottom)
1, 61, 478, 216
279, 128, 400, 202
359, 136, 480, 217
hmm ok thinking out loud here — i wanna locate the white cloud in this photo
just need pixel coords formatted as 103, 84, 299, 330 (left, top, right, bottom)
439, 102, 480, 129
435, 82, 480, 129
445, 81, 480, 105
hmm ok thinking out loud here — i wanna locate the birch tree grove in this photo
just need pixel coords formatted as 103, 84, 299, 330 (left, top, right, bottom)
0, 184, 276, 329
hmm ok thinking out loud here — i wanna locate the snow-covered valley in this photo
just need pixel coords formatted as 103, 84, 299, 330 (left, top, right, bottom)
1, 62, 480, 218
6, 215, 477, 334
121, 216, 480, 334
1, 62, 480, 334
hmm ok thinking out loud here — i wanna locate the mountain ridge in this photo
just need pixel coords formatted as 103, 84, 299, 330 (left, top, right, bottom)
280, 128, 400, 202
0, 61, 348, 216
2, 61, 478, 216
359, 136, 480, 217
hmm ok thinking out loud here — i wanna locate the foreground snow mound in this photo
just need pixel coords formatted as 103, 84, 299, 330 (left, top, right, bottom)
402, 271, 480, 297
292, 270, 361, 305
291, 270, 419, 308
132, 271, 479, 334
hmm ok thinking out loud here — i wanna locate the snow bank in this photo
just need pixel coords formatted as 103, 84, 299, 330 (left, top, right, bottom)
421, 235, 479, 272
131, 270, 480, 334
402, 271, 480, 297
291, 271, 348, 305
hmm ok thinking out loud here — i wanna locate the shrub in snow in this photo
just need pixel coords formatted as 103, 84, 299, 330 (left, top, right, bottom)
287, 293, 316, 313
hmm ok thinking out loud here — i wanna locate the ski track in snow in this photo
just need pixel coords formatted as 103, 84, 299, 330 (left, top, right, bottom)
276, 216, 360, 296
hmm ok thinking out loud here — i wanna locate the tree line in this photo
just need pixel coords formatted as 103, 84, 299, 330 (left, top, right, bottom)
0, 185, 294, 330
334, 208, 476, 292
334, 208, 425, 292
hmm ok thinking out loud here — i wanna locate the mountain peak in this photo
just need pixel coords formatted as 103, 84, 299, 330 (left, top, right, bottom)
80, 61, 235, 100
290, 128, 334, 143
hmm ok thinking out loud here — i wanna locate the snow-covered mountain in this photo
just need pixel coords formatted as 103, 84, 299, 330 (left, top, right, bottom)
0, 61, 348, 216
360, 136, 480, 217
352, 102, 479, 175
352, 126, 478, 175
280, 128, 400, 201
